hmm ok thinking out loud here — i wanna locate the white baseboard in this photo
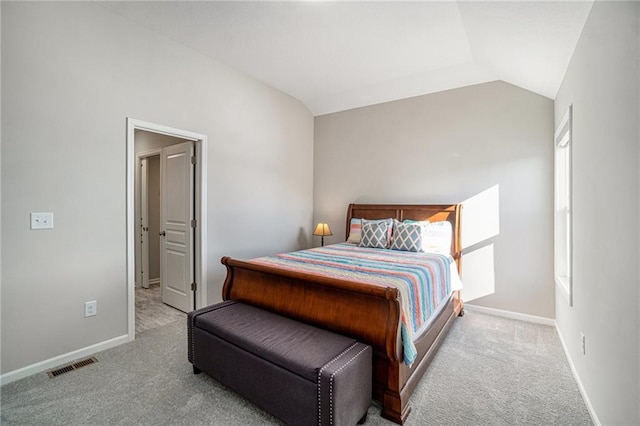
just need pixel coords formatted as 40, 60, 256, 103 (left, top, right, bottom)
149, 278, 160, 285
463, 303, 556, 326
0, 334, 128, 386
555, 327, 601, 426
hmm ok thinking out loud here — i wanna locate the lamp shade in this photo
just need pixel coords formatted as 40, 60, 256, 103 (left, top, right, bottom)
313, 222, 333, 237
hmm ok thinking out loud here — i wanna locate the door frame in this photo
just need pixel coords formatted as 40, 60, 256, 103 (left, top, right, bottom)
126, 118, 208, 341
140, 155, 150, 289
137, 150, 162, 290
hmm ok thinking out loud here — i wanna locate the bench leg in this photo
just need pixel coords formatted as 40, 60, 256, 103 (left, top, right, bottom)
358, 412, 367, 424
193, 365, 202, 375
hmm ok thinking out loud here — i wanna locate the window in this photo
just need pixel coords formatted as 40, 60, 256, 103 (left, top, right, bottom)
555, 105, 572, 306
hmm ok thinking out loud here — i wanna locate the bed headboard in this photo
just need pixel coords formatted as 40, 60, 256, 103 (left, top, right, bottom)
346, 203, 463, 273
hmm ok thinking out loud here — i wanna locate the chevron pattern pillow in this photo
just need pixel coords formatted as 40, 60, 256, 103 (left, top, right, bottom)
390, 220, 425, 252
359, 220, 390, 249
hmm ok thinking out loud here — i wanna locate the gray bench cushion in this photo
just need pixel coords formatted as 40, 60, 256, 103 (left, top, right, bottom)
193, 301, 358, 382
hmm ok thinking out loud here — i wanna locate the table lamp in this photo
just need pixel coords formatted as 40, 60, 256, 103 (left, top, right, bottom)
312, 222, 333, 246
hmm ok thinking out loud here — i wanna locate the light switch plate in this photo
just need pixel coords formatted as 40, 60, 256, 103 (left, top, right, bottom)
31, 212, 54, 229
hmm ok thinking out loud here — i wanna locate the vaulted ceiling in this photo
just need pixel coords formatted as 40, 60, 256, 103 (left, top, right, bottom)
101, 1, 593, 116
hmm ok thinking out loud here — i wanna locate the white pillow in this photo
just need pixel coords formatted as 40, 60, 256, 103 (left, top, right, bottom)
421, 221, 453, 254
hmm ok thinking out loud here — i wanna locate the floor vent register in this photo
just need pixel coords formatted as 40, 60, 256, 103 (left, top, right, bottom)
46, 357, 98, 378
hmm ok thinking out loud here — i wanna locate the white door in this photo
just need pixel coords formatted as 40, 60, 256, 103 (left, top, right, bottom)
140, 158, 150, 289
160, 141, 194, 313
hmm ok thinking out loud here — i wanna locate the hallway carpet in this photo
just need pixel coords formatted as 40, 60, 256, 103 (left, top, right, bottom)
135, 283, 186, 333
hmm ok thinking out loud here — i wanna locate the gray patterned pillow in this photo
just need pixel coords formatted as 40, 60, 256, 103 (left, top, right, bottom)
359, 220, 389, 249
390, 220, 424, 252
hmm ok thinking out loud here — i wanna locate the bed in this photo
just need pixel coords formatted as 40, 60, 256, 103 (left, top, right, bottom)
221, 203, 463, 424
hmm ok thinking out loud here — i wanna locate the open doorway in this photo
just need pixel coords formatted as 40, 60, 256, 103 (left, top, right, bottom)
126, 119, 208, 341
136, 142, 186, 333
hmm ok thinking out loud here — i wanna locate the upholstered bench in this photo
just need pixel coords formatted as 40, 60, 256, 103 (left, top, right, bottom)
188, 301, 372, 426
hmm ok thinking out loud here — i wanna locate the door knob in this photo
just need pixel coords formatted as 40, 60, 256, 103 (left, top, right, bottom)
159, 231, 166, 237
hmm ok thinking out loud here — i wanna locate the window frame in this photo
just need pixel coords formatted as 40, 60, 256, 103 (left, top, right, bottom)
554, 105, 573, 306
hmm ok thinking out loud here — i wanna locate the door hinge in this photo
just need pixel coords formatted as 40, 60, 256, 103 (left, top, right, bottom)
191, 282, 197, 291
191, 155, 197, 165
191, 219, 197, 228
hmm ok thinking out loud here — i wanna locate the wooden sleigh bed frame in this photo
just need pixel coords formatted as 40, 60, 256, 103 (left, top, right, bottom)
221, 203, 463, 424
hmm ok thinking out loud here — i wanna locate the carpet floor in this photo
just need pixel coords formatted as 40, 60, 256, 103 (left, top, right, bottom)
0, 311, 592, 425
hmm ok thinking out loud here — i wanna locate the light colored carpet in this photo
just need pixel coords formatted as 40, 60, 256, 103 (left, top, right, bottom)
0, 311, 593, 425
135, 283, 186, 333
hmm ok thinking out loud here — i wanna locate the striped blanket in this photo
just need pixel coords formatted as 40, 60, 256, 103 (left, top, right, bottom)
250, 243, 453, 365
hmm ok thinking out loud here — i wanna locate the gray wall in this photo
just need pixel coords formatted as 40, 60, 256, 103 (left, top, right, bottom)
554, 2, 639, 424
1, 2, 313, 374
314, 81, 555, 318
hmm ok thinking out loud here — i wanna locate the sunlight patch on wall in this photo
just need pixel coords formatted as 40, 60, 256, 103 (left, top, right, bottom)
461, 244, 495, 302
461, 184, 500, 249
460, 185, 500, 302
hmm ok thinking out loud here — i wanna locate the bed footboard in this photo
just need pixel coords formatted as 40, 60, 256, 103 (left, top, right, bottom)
222, 256, 403, 363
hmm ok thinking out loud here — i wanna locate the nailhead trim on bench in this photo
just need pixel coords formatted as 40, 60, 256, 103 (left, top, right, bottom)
328, 345, 370, 425
317, 342, 359, 426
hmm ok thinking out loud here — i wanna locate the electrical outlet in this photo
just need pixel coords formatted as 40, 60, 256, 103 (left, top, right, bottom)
580, 332, 586, 355
30, 212, 54, 230
85, 301, 97, 318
